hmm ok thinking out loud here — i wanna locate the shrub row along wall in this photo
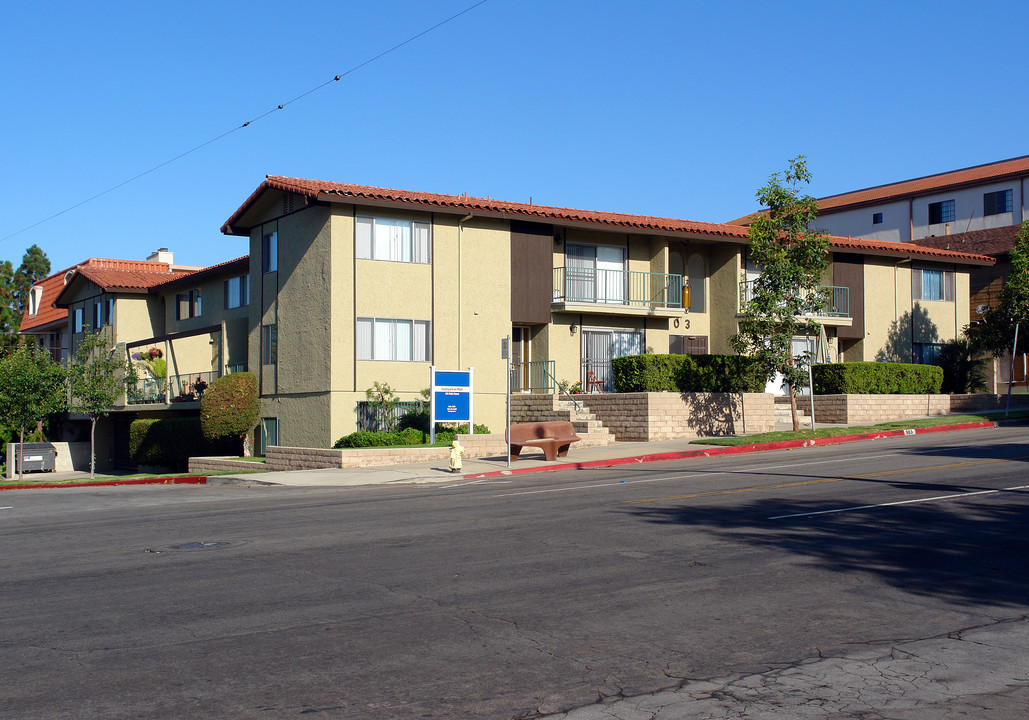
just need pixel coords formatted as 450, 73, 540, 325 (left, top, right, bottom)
812, 392, 1029, 424
258, 433, 508, 472
580, 392, 775, 441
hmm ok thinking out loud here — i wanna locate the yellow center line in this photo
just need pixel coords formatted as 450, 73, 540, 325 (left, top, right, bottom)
627, 456, 1023, 505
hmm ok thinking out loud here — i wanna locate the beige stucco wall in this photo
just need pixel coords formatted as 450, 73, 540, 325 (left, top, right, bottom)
707, 243, 742, 354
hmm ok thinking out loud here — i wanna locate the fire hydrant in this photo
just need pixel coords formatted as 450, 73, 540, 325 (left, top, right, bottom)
449, 440, 465, 473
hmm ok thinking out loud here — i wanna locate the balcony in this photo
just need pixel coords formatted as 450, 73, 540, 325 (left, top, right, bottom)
739, 281, 851, 323
553, 267, 684, 317
126, 370, 218, 406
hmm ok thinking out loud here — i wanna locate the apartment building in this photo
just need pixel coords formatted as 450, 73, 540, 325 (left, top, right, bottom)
222, 177, 994, 449
733, 155, 1029, 245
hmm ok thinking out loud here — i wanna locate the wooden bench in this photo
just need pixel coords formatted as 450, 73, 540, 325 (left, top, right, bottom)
506, 421, 581, 461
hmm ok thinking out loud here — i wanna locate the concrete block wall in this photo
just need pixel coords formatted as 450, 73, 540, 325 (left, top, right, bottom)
580, 392, 774, 441
260, 433, 508, 472
812, 393, 1029, 424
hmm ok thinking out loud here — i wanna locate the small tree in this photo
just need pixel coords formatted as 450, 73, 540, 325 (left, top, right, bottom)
13, 244, 51, 319
730, 156, 832, 430
67, 330, 124, 478
200, 372, 260, 456
0, 346, 67, 481
365, 381, 400, 432
968, 220, 1029, 358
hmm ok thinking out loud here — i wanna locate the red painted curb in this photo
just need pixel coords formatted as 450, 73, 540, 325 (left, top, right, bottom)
0, 476, 207, 492
461, 420, 999, 480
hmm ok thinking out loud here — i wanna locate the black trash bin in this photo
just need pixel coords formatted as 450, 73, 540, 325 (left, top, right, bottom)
16, 443, 58, 473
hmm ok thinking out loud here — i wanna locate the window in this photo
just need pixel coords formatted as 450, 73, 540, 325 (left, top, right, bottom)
104, 298, 114, 327
355, 318, 431, 361
261, 324, 278, 365
262, 228, 278, 273
355, 216, 431, 263
912, 267, 955, 302
259, 417, 279, 454
29, 286, 42, 316
928, 199, 955, 225
92, 300, 102, 329
913, 342, 945, 365
565, 244, 627, 304
872, 212, 883, 225
984, 189, 1013, 216
176, 289, 202, 320
669, 335, 708, 355
73, 307, 84, 333
687, 253, 706, 312
224, 274, 250, 309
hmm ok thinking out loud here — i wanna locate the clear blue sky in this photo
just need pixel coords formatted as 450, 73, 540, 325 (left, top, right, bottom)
3, 0, 1027, 273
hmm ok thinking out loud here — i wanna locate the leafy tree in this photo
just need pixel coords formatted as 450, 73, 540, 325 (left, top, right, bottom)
730, 156, 832, 430
200, 372, 260, 456
67, 330, 124, 478
935, 336, 987, 394
13, 244, 51, 319
0, 259, 19, 348
0, 345, 67, 482
365, 381, 400, 432
968, 220, 1029, 358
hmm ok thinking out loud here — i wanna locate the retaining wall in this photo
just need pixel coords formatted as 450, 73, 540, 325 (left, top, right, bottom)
813, 393, 1029, 424
579, 392, 776, 441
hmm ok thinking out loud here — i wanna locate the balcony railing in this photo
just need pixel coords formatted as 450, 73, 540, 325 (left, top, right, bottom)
554, 268, 683, 309
739, 281, 850, 317
510, 360, 556, 393
126, 370, 218, 405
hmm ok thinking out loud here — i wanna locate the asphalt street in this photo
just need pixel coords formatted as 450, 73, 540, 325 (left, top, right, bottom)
2, 426, 1027, 719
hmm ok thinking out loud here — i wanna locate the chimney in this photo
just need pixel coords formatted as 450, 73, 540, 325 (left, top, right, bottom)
147, 248, 173, 267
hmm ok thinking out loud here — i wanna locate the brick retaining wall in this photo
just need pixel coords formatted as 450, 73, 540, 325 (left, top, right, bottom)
579, 392, 775, 441
813, 393, 1029, 424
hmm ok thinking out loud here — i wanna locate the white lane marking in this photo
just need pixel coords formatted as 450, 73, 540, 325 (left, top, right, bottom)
491, 453, 905, 498
769, 484, 1029, 520
0, 506, 12, 510
441, 478, 512, 488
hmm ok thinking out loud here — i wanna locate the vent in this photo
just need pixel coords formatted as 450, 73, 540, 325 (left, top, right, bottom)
282, 193, 296, 215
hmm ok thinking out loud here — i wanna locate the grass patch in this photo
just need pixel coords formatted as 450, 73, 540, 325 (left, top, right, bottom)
690, 410, 1029, 447
0, 468, 266, 489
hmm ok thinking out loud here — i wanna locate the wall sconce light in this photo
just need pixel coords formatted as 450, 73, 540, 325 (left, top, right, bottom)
570, 324, 577, 335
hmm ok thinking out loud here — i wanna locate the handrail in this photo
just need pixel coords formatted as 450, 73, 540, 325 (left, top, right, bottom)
542, 361, 580, 411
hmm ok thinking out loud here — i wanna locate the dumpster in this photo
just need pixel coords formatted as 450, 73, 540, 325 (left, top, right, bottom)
16, 442, 58, 473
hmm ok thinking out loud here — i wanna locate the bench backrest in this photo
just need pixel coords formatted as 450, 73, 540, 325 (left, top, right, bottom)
507, 421, 577, 443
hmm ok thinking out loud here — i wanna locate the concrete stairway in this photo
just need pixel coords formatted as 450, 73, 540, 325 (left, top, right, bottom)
511, 394, 617, 448
773, 396, 812, 429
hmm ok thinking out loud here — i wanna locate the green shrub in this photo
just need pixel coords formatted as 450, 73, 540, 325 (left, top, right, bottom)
612, 354, 685, 392
333, 423, 490, 449
397, 407, 430, 433
130, 417, 238, 471
813, 362, 943, 394
935, 338, 987, 394
200, 372, 260, 454
612, 353, 765, 393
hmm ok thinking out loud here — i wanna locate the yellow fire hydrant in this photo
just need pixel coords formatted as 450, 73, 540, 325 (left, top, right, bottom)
449, 440, 465, 473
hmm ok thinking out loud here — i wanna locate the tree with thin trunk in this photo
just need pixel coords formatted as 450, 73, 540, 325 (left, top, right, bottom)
730, 156, 831, 431
13, 244, 51, 319
67, 329, 123, 478
0, 346, 67, 481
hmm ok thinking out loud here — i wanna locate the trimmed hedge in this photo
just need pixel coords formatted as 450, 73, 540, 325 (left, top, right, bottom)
333, 423, 490, 449
129, 417, 239, 471
812, 362, 943, 394
200, 372, 260, 442
612, 354, 766, 393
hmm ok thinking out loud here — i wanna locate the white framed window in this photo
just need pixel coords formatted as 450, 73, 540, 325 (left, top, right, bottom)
176, 289, 202, 320
355, 318, 431, 361
29, 286, 43, 316
92, 300, 102, 329
73, 307, 84, 333
356, 216, 431, 263
263, 228, 278, 273
224, 275, 250, 309
912, 267, 954, 302
104, 297, 114, 326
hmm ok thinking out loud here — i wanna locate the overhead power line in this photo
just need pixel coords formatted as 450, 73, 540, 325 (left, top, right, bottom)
1, 0, 491, 246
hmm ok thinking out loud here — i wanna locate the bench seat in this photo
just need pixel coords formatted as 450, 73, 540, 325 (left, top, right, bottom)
506, 421, 581, 461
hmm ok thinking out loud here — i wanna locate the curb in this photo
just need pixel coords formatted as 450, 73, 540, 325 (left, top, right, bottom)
0, 476, 207, 492
461, 420, 999, 480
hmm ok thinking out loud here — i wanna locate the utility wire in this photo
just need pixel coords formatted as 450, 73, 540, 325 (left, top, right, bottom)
1, 0, 491, 245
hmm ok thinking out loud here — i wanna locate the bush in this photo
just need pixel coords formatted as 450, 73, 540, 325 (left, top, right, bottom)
397, 407, 430, 433
813, 362, 943, 394
200, 372, 260, 454
130, 418, 239, 471
612, 354, 765, 393
935, 338, 987, 394
333, 423, 490, 449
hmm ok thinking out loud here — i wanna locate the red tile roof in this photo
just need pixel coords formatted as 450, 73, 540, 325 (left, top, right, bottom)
18, 266, 81, 332
223, 176, 754, 240
909, 224, 1021, 257
152, 255, 249, 291
224, 176, 995, 266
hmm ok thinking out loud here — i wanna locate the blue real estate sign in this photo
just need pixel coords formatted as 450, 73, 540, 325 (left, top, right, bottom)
431, 368, 472, 424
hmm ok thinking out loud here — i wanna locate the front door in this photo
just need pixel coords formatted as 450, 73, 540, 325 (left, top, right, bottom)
512, 327, 531, 392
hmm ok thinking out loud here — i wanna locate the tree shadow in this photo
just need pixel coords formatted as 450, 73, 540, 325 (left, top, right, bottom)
679, 392, 744, 436
876, 304, 940, 362
622, 466, 1029, 608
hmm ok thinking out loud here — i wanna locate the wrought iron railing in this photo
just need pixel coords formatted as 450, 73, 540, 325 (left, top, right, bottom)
739, 281, 850, 317
510, 360, 556, 393
356, 400, 427, 432
126, 370, 218, 405
554, 268, 683, 308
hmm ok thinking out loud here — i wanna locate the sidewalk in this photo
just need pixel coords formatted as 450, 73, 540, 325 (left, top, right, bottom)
209, 416, 1010, 488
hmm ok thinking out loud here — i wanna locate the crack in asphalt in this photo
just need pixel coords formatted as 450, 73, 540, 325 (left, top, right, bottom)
536, 615, 1029, 719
